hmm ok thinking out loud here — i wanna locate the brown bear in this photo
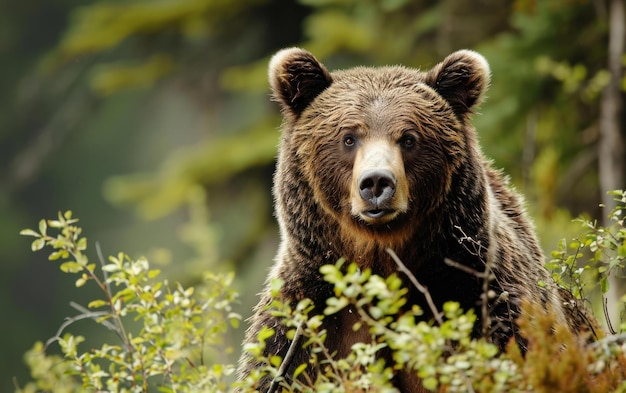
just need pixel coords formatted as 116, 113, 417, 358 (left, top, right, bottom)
237, 48, 594, 391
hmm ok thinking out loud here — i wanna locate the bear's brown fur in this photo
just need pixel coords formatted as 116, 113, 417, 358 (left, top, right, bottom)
237, 48, 596, 392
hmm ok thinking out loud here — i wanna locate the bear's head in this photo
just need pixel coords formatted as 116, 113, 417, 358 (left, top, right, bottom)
269, 48, 490, 247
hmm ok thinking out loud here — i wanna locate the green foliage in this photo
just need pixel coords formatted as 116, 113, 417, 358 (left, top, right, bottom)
17, 211, 239, 392
547, 190, 626, 318
318, 262, 518, 392
17, 199, 626, 392
237, 262, 517, 392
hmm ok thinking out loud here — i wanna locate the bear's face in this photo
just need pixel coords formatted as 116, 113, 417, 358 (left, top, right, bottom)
270, 48, 490, 242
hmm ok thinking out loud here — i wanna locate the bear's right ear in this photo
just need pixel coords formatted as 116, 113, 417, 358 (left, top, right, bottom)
268, 48, 333, 119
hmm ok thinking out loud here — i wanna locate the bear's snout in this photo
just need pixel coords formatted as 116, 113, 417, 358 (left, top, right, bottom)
358, 169, 396, 208
350, 141, 409, 223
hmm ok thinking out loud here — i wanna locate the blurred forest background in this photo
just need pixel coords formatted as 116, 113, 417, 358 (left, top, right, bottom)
2, 0, 625, 390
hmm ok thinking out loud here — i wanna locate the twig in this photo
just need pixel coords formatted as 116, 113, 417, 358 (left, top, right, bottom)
95, 241, 113, 299
69, 301, 119, 332
268, 320, 305, 393
386, 248, 443, 325
44, 309, 111, 349
443, 258, 488, 278
604, 297, 617, 335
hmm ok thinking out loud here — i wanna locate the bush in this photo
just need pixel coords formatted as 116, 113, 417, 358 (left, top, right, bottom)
14, 191, 626, 392
547, 189, 626, 330
16, 212, 239, 392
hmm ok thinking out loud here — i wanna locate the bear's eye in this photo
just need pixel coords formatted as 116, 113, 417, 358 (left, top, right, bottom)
400, 135, 416, 149
344, 135, 356, 147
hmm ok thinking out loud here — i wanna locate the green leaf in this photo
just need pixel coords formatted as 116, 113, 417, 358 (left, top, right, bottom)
75, 277, 87, 287
293, 363, 307, 379
443, 301, 460, 316
19, 229, 40, 237
58, 334, 84, 358
257, 326, 275, 342
60, 261, 83, 273
49, 250, 69, 261
77, 237, 87, 251
38, 219, 47, 236
269, 355, 282, 367
88, 299, 108, 309
324, 297, 348, 315
31, 238, 46, 252
96, 314, 113, 324
112, 288, 135, 303
101, 263, 119, 273
148, 269, 161, 278
48, 219, 63, 228
243, 342, 263, 358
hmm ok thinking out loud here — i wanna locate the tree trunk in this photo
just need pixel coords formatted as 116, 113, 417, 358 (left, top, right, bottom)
599, 0, 626, 331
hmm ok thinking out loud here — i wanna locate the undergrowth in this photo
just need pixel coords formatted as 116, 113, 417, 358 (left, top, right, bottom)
14, 190, 626, 392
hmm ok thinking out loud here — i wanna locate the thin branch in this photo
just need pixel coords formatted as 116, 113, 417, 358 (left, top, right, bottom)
386, 248, 443, 325
268, 320, 305, 393
44, 309, 111, 349
95, 241, 113, 298
443, 258, 488, 278
69, 301, 118, 333
604, 297, 617, 335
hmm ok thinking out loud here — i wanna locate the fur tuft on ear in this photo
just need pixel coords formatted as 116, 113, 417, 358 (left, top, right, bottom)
426, 50, 491, 118
268, 48, 333, 119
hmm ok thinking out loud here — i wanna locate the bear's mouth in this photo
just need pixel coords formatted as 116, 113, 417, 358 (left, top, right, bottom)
364, 209, 391, 219
361, 209, 396, 221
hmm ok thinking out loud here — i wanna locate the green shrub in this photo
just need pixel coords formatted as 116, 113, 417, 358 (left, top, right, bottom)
547, 190, 626, 328
17, 211, 239, 392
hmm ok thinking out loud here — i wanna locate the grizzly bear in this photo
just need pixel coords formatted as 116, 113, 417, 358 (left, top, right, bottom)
237, 48, 594, 391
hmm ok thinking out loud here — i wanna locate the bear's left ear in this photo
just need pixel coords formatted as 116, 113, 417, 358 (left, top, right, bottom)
425, 50, 490, 118
268, 47, 333, 120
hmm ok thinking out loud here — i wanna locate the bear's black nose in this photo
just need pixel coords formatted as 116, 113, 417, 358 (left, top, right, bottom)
358, 169, 396, 205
